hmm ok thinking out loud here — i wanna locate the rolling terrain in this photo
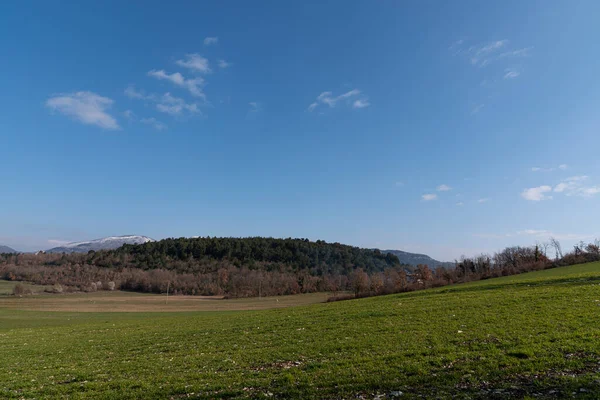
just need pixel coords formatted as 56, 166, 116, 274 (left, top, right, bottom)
1, 262, 599, 398
0, 245, 17, 254
379, 249, 454, 268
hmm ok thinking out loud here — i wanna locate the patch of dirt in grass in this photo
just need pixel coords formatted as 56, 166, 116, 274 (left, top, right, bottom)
252, 359, 305, 371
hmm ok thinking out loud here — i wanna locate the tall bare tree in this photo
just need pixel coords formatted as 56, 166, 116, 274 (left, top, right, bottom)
549, 237, 563, 260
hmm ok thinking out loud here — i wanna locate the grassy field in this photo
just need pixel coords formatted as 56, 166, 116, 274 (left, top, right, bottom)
0, 287, 330, 312
1, 263, 600, 399
0, 280, 52, 296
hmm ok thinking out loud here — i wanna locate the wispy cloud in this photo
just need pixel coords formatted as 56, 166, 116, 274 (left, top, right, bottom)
531, 164, 568, 172
126, 85, 201, 117
147, 70, 206, 99
456, 202, 464, 206
352, 99, 370, 109
204, 37, 219, 46
46, 91, 120, 130
498, 47, 533, 59
470, 40, 508, 67
156, 93, 199, 116
123, 109, 135, 119
308, 89, 368, 112
504, 68, 520, 79
422, 194, 437, 201
554, 176, 600, 197
218, 59, 231, 69
452, 40, 532, 80
395, 181, 404, 187
471, 103, 485, 114
124, 85, 156, 101
176, 54, 211, 74
477, 198, 490, 203
248, 102, 261, 113
521, 185, 553, 201
449, 39, 465, 55
140, 117, 167, 131
437, 184, 452, 192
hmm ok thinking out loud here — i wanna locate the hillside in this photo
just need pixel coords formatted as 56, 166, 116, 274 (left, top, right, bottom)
110, 237, 402, 272
1, 262, 599, 398
1, 237, 406, 297
380, 249, 454, 268
0, 245, 17, 254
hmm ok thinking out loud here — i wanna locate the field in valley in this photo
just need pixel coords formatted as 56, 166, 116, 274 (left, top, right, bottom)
0, 284, 330, 312
1, 262, 600, 399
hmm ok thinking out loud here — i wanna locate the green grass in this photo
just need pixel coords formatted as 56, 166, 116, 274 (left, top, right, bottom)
1, 263, 600, 399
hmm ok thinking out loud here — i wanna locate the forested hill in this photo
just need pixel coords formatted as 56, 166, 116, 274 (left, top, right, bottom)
105, 237, 403, 275
1, 237, 407, 297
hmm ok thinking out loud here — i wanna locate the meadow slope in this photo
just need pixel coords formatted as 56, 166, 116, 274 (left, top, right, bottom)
1, 263, 600, 399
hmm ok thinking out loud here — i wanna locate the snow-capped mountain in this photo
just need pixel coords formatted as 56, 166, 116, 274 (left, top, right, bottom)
46, 235, 154, 253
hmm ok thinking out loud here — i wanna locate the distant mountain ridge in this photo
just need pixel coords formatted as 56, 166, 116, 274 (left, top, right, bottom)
379, 249, 454, 268
46, 235, 154, 253
0, 245, 17, 254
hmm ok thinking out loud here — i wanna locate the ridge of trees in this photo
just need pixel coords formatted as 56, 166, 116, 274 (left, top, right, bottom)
1, 237, 598, 299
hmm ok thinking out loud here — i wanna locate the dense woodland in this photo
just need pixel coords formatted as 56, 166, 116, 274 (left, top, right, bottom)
0, 237, 406, 297
1, 236, 599, 298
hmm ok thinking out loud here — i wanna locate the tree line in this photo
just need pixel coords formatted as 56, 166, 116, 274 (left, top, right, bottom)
1, 236, 598, 298
0, 237, 407, 297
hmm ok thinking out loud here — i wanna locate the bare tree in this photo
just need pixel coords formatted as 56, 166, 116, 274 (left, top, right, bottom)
549, 237, 563, 260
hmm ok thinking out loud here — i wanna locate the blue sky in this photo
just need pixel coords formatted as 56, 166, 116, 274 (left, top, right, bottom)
2, 1, 600, 259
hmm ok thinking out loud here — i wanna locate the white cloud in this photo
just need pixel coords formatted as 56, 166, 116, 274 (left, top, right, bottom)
453, 40, 532, 75
156, 93, 199, 116
147, 70, 206, 98
123, 110, 135, 119
176, 54, 211, 74
308, 89, 367, 112
456, 202, 464, 206
422, 194, 437, 201
504, 68, 520, 79
498, 47, 533, 59
517, 229, 550, 236
437, 184, 452, 192
218, 59, 231, 69
46, 91, 119, 130
204, 37, 218, 45
124, 85, 156, 101
554, 176, 600, 197
248, 102, 261, 113
531, 164, 568, 172
521, 185, 552, 201
477, 198, 490, 203
470, 40, 508, 67
140, 117, 167, 131
395, 181, 404, 187
352, 99, 370, 109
